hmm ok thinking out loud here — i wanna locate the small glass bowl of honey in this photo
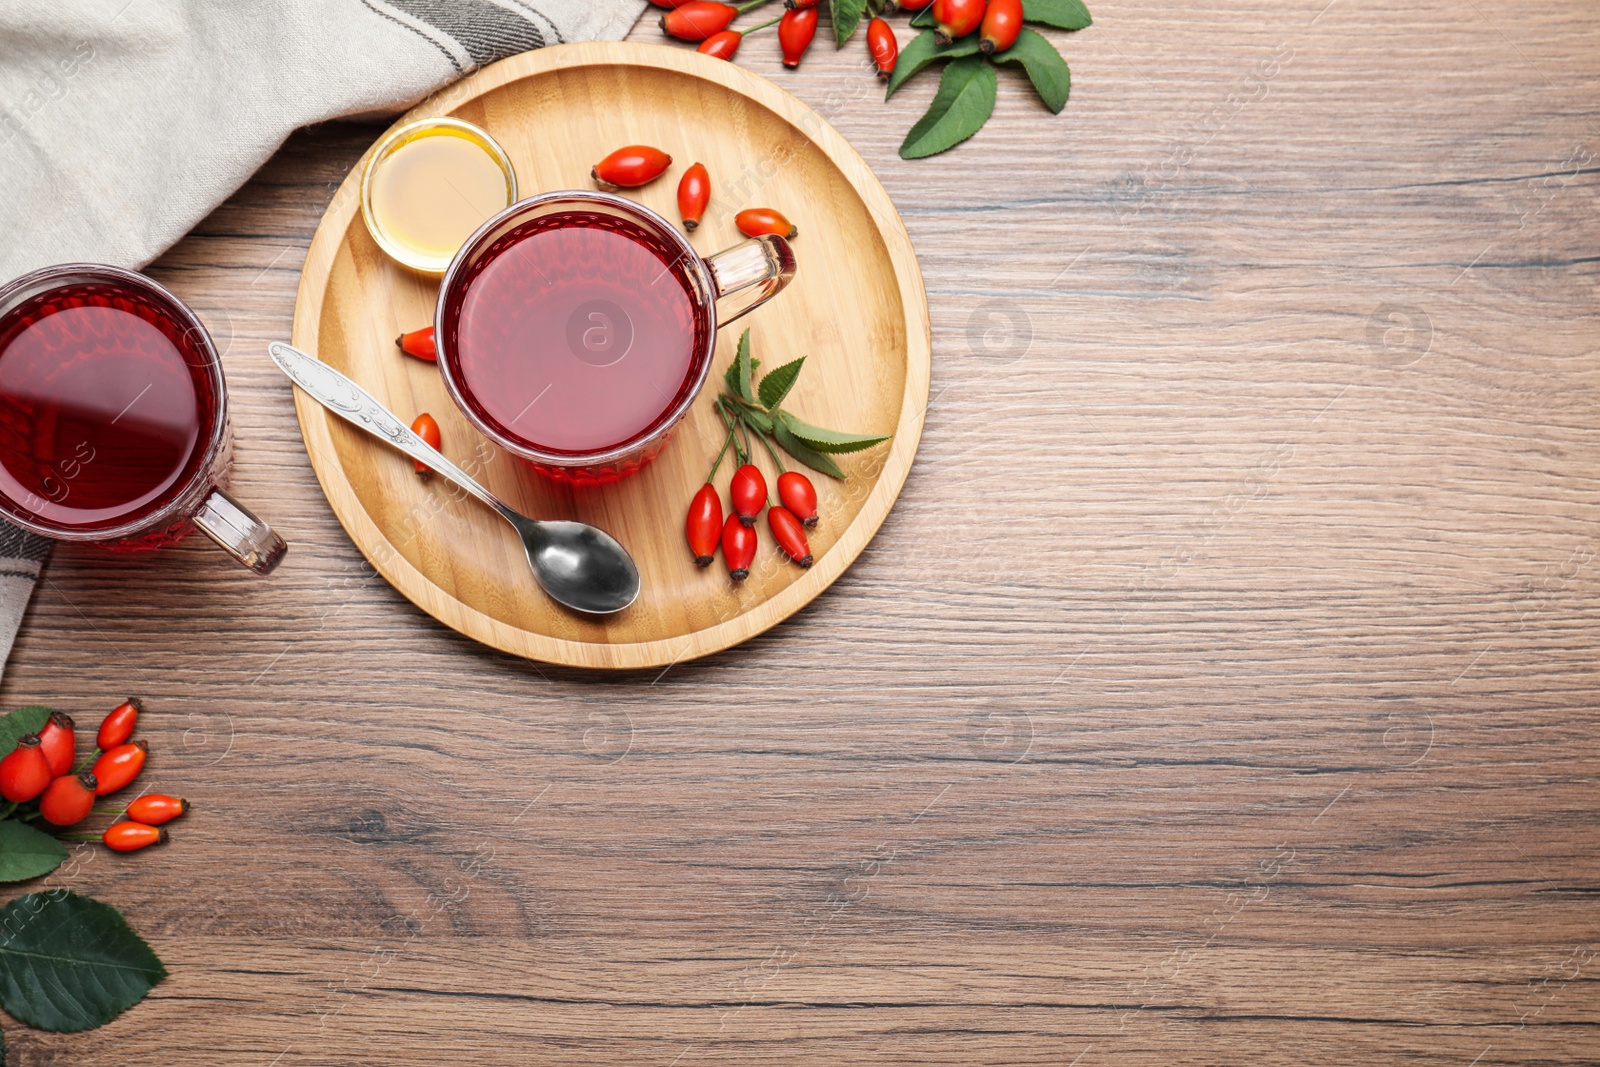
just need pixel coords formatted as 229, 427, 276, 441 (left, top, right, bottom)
360, 117, 517, 275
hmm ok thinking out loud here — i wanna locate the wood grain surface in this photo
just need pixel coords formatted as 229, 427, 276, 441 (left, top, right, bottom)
3, 1, 1599, 1063
290, 43, 930, 668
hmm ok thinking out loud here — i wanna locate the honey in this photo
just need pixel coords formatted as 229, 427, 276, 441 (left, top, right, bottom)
361, 119, 515, 274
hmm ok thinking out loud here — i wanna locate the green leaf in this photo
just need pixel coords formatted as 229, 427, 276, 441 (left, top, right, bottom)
0, 821, 68, 884
910, 5, 935, 28
991, 29, 1072, 113
735, 329, 755, 404
1023, 0, 1092, 30
0, 890, 166, 1032
886, 30, 982, 98
0, 707, 49, 758
899, 55, 997, 160
777, 411, 892, 454
772, 419, 845, 479
833, 0, 868, 45
739, 405, 774, 435
723, 357, 759, 399
758, 357, 806, 410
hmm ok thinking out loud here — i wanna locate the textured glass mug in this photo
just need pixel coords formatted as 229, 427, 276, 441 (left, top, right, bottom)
435, 191, 796, 485
0, 264, 286, 574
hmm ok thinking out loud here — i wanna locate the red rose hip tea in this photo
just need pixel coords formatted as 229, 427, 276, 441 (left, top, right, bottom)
440, 210, 708, 457
0, 279, 213, 532
434, 191, 796, 483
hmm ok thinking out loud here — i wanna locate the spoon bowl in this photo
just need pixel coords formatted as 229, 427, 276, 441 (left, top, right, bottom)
268, 342, 640, 615
515, 518, 640, 615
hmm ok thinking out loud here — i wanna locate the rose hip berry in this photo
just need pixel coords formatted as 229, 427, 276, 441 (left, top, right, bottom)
127, 794, 190, 826
37, 710, 75, 778
721, 514, 757, 580
868, 18, 899, 78
678, 162, 712, 231
592, 145, 673, 188
778, 7, 819, 67
736, 208, 797, 240
97, 698, 141, 750
979, 0, 1023, 54
768, 506, 814, 568
39, 772, 97, 828
103, 822, 166, 852
0, 735, 51, 802
933, 0, 987, 44
777, 471, 819, 528
395, 326, 437, 361
410, 412, 441, 477
729, 464, 768, 527
660, 2, 737, 41
92, 740, 148, 796
698, 28, 741, 60
686, 482, 723, 566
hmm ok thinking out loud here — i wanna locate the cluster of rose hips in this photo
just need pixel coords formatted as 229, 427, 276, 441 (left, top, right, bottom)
688, 410, 819, 580
653, 0, 1024, 74
590, 145, 797, 243
654, 0, 900, 74
926, 0, 1024, 52
654, 0, 850, 71
0, 700, 189, 852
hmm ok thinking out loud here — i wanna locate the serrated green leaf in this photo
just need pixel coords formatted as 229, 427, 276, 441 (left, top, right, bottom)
899, 55, 997, 160
772, 420, 846, 479
723, 357, 759, 399
833, 0, 868, 45
735, 329, 755, 404
0, 707, 49, 758
1023, 0, 1092, 30
886, 30, 982, 98
777, 411, 892, 454
910, 5, 935, 28
0, 821, 68, 884
0, 890, 166, 1032
991, 28, 1071, 113
758, 357, 806, 410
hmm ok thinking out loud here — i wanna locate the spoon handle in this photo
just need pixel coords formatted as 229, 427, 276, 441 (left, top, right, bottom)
267, 342, 515, 519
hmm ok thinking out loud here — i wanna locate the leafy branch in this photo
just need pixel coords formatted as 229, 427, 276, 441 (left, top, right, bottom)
718, 329, 890, 480
0, 705, 166, 1040
890, 0, 1090, 158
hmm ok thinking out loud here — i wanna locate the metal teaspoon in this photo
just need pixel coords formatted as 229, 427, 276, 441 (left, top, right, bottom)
268, 342, 640, 615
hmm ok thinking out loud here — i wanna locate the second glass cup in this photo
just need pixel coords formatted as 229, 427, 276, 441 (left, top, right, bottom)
0, 264, 286, 573
434, 191, 796, 485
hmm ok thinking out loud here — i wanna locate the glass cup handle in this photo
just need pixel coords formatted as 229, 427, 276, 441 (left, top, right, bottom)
706, 234, 797, 327
193, 488, 288, 576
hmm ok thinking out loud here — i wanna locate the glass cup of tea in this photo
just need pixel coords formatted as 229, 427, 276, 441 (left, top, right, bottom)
435, 191, 796, 484
0, 264, 287, 574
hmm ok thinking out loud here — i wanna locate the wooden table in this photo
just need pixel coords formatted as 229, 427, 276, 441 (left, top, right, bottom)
3, 3, 1597, 1063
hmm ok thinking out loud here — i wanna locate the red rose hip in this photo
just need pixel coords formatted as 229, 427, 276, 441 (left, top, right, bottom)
721, 514, 757, 581
729, 464, 768, 527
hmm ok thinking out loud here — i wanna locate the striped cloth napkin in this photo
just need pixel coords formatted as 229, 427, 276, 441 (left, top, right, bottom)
0, 0, 646, 680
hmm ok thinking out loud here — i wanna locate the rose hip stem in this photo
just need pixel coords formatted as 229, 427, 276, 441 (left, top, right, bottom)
749, 425, 790, 505
706, 420, 739, 483
715, 399, 750, 466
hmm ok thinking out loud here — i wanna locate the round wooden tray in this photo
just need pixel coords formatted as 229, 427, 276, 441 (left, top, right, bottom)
289, 42, 930, 669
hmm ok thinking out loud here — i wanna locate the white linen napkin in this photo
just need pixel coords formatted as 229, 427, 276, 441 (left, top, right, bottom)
0, 0, 646, 681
